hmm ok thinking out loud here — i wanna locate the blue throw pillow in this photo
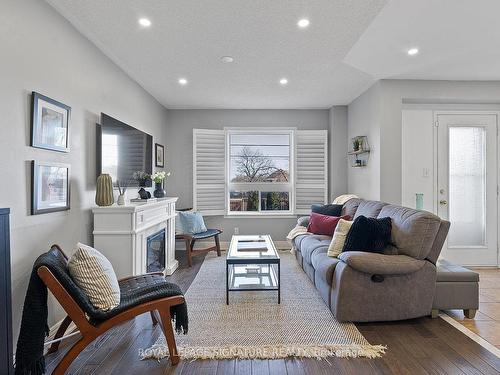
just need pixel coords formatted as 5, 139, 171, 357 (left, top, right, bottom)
176, 211, 207, 234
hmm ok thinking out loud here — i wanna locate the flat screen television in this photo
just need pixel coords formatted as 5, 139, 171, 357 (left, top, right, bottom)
96, 113, 153, 187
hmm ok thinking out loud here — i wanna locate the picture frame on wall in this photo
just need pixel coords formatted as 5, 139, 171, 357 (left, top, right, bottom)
31, 161, 70, 215
155, 143, 165, 167
31, 91, 71, 152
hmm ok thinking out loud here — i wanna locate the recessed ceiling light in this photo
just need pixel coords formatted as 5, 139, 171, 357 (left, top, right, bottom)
279, 78, 288, 85
138, 18, 152, 27
297, 19, 310, 28
221, 56, 234, 63
407, 47, 419, 56
178, 78, 188, 85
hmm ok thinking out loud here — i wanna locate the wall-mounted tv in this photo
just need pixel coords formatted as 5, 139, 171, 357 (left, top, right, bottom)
96, 113, 153, 187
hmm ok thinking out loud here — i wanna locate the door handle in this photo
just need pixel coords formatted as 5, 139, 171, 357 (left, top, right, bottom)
439, 200, 447, 205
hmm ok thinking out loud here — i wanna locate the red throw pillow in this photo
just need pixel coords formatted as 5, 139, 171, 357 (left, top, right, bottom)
307, 212, 351, 236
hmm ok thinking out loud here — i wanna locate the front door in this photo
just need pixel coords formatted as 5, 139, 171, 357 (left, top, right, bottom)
436, 112, 498, 266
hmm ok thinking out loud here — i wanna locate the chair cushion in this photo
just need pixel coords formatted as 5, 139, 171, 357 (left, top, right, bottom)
68, 243, 120, 311
191, 229, 222, 240
177, 211, 207, 234
436, 259, 479, 282
311, 251, 340, 286
338, 252, 426, 275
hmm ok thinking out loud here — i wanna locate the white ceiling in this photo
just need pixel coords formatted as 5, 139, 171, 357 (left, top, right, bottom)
46, 0, 500, 109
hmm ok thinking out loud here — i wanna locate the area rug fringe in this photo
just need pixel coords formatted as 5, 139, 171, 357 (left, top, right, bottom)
140, 342, 387, 361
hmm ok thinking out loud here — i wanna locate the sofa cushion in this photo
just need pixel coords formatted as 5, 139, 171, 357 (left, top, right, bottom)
436, 259, 479, 282
311, 251, 340, 286
378, 205, 442, 259
327, 219, 353, 257
308, 212, 350, 236
338, 252, 426, 275
311, 204, 343, 217
341, 198, 362, 217
354, 200, 388, 219
299, 235, 331, 264
342, 216, 392, 254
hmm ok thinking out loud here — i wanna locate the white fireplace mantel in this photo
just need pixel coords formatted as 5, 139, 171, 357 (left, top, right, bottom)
92, 197, 178, 278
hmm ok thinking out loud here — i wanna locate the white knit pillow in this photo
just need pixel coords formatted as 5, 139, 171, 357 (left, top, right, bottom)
327, 219, 353, 257
68, 243, 120, 311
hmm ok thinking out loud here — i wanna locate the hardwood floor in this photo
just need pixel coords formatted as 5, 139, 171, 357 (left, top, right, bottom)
447, 268, 500, 350
45, 251, 500, 374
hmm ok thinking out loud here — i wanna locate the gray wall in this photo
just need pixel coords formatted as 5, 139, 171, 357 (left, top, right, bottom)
347, 82, 381, 200
329, 106, 348, 201
0, 0, 168, 342
163, 109, 332, 241
348, 79, 500, 204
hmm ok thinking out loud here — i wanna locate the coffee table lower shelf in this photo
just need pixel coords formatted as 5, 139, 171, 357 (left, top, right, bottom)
225, 261, 281, 305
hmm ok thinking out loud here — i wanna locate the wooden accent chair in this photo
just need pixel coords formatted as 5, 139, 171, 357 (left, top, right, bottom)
176, 229, 222, 267
40, 245, 185, 374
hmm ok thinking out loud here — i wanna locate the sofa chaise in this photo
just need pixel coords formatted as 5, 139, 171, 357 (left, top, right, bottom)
293, 198, 452, 322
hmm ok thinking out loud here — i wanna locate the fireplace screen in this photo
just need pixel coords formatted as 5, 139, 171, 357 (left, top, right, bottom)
147, 229, 166, 273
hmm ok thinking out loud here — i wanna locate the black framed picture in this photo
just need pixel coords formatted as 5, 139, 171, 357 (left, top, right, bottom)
155, 143, 165, 167
31, 161, 70, 215
31, 92, 71, 152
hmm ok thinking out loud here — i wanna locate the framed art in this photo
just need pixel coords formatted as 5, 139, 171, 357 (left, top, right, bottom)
155, 143, 165, 167
31, 161, 70, 215
31, 91, 71, 152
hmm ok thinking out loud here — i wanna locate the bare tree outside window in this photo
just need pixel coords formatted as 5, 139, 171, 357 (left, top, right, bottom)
228, 133, 292, 213
232, 146, 289, 182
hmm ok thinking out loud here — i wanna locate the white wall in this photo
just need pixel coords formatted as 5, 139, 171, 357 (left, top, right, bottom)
0, 0, 168, 342
347, 82, 381, 200
348, 80, 500, 204
329, 106, 348, 201
163, 109, 332, 241
401, 108, 435, 211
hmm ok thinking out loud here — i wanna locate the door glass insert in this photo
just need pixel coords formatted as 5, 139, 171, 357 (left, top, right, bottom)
448, 126, 486, 247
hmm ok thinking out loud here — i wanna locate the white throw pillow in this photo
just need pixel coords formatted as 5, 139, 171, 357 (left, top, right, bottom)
327, 219, 353, 257
68, 243, 120, 311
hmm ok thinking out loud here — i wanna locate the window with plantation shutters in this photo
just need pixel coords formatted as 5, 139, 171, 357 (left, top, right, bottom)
294, 130, 328, 214
193, 128, 328, 216
193, 129, 225, 215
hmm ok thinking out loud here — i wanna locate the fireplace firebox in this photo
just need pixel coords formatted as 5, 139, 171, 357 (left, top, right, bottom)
147, 229, 166, 273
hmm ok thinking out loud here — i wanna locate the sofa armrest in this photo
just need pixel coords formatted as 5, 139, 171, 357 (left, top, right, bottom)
297, 216, 310, 227
338, 251, 427, 275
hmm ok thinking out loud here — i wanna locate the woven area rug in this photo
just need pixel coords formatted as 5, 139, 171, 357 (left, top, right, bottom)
141, 251, 386, 360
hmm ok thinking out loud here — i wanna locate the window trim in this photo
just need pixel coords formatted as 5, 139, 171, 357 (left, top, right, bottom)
225, 128, 295, 216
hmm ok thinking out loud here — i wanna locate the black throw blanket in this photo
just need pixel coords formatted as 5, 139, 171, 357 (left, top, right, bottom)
15, 249, 188, 374
14, 255, 50, 375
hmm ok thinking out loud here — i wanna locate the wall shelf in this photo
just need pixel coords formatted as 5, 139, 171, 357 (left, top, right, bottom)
348, 136, 370, 167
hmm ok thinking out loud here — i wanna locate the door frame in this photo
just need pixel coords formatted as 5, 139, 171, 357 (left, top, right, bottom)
433, 110, 500, 268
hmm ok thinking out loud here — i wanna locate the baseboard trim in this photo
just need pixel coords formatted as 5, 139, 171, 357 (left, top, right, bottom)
184, 240, 291, 251
439, 313, 500, 357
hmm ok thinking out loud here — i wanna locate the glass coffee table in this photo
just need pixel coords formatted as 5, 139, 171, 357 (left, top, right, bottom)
226, 235, 280, 305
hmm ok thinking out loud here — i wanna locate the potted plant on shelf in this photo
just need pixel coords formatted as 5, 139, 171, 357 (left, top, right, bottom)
133, 171, 151, 199
152, 171, 171, 198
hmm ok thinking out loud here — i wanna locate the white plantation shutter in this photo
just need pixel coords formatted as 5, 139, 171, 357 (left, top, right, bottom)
193, 129, 225, 215
294, 130, 328, 214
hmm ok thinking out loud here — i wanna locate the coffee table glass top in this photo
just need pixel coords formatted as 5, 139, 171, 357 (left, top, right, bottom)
227, 235, 279, 261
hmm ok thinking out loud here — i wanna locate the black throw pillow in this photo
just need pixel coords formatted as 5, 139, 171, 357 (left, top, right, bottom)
342, 215, 392, 253
311, 204, 343, 217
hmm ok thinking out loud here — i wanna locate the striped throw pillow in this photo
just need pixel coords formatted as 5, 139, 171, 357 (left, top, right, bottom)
68, 243, 120, 311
